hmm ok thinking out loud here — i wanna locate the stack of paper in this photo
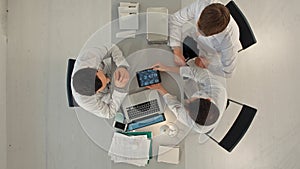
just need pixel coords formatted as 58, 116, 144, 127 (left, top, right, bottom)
118, 2, 139, 30
108, 132, 151, 167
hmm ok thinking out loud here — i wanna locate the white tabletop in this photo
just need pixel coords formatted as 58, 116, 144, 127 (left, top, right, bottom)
74, 47, 193, 161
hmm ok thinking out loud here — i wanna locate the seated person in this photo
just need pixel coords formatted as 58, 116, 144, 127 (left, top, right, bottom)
71, 44, 130, 119
147, 63, 227, 141
169, 0, 242, 77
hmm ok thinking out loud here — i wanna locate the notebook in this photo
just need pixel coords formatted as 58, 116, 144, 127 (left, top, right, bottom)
157, 145, 180, 164
121, 89, 164, 123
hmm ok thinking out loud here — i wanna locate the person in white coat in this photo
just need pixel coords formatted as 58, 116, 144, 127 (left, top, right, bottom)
147, 63, 227, 142
71, 44, 130, 119
169, 0, 242, 77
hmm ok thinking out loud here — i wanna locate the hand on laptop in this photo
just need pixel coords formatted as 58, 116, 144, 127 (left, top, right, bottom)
114, 67, 130, 88
146, 83, 168, 95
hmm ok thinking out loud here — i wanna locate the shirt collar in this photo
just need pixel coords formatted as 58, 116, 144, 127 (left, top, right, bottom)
211, 16, 235, 44
212, 29, 227, 44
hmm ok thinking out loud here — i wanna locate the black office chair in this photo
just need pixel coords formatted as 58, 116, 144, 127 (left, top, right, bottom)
226, 1, 257, 52
66, 58, 79, 107
206, 99, 257, 152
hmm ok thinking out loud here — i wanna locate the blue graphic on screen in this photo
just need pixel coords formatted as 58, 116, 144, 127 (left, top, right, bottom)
137, 69, 161, 87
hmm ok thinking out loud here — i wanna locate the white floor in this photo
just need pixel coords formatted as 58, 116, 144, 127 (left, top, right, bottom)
4, 0, 300, 169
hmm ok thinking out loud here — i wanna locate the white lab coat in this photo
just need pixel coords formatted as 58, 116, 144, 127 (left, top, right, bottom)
71, 45, 129, 119
169, 0, 242, 77
163, 65, 227, 133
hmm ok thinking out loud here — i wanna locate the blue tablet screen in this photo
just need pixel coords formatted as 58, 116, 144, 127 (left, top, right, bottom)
136, 69, 161, 87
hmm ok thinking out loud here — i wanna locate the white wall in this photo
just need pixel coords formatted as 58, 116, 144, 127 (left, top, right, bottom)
0, 0, 7, 169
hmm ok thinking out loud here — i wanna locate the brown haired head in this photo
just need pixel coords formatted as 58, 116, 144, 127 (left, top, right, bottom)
197, 3, 230, 36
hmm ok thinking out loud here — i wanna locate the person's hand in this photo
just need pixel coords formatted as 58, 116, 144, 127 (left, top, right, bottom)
195, 56, 209, 68
151, 63, 169, 72
151, 63, 180, 74
172, 47, 186, 66
114, 67, 130, 88
146, 83, 163, 90
174, 54, 186, 66
146, 83, 168, 95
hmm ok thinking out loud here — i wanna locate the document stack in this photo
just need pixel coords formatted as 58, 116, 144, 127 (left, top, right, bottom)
118, 2, 139, 30
108, 132, 152, 167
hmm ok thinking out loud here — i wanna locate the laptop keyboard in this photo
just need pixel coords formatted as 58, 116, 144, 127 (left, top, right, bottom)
126, 99, 160, 119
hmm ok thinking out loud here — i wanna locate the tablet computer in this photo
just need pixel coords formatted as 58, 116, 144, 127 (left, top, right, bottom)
136, 68, 161, 87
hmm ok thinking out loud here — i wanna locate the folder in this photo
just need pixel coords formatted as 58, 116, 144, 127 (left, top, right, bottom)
109, 132, 151, 166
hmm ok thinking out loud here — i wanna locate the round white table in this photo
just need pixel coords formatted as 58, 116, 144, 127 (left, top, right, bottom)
74, 46, 193, 157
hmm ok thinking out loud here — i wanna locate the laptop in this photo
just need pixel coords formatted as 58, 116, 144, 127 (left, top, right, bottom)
121, 89, 164, 124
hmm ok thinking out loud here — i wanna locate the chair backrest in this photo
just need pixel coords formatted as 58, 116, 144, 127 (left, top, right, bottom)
226, 1, 257, 51
207, 99, 257, 152
66, 59, 79, 107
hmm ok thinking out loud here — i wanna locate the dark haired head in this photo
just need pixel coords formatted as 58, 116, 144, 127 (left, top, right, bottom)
197, 3, 230, 36
73, 68, 103, 96
185, 98, 220, 126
